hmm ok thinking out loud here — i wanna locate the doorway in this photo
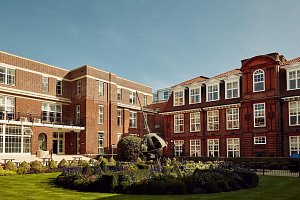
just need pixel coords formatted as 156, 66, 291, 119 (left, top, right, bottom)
53, 132, 64, 154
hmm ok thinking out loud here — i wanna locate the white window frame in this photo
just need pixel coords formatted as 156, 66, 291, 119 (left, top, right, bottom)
117, 109, 122, 127
129, 111, 137, 128
117, 88, 122, 102
0, 95, 15, 120
289, 101, 300, 126
254, 136, 266, 144
174, 114, 184, 133
76, 105, 80, 124
99, 81, 104, 96
76, 80, 81, 95
227, 138, 240, 157
226, 108, 239, 130
206, 82, 220, 102
190, 112, 200, 132
42, 76, 49, 93
42, 102, 62, 123
254, 103, 266, 127
98, 132, 104, 154
207, 110, 219, 131
0, 66, 15, 86
163, 91, 169, 100
173, 90, 185, 106
253, 69, 265, 92
207, 139, 219, 157
144, 95, 147, 106
289, 136, 300, 156
189, 85, 201, 104
98, 106, 104, 124
287, 67, 300, 90
190, 139, 201, 157
56, 80, 62, 95
129, 91, 136, 104
174, 140, 184, 156
225, 79, 240, 99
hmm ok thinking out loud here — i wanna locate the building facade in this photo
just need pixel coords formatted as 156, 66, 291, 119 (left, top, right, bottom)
159, 53, 300, 158
0, 51, 153, 156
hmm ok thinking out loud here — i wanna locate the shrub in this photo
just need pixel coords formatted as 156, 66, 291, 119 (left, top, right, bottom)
78, 160, 89, 167
167, 181, 187, 195
136, 163, 150, 170
0, 170, 17, 176
205, 181, 221, 193
49, 160, 58, 169
4, 161, 17, 172
58, 159, 69, 168
30, 160, 45, 173
98, 156, 108, 163
69, 160, 78, 167
117, 136, 142, 161
0, 165, 3, 170
215, 180, 229, 192
17, 161, 31, 174
108, 157, 116, 163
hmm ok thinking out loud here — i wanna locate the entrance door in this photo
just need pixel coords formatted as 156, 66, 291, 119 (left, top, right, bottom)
53, 140, 58, 154
53, 132, 64, 154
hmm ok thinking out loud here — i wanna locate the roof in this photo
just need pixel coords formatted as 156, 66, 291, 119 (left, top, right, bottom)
281, 56, 300, 67
212, 68, 241, 79
172, 76, 209, 88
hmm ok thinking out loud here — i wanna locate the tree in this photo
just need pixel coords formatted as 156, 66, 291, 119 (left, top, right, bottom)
117, 136, 142, 161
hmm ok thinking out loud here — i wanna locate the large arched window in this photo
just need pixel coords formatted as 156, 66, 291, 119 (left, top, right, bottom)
253, 69, 265, 92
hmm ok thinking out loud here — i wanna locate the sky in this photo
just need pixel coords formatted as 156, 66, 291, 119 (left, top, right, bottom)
1, 0, 300, 91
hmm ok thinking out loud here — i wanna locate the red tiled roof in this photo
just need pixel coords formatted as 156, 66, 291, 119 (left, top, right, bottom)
212, 68, 241, 79
281, 57, 300, 67
173, 76, 209, 87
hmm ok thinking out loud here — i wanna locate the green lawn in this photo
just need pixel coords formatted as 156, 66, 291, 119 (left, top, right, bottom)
0, 173, 299, 200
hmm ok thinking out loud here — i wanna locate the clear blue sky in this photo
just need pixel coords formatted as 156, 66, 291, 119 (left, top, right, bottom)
1, 0, 300, 91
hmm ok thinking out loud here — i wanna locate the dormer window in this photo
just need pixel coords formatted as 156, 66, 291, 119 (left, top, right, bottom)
253, 69, 265, 92
174, 90, 184, 106
287, 69, 300, 90
225, 79, 239, 99
206, 83, 219, 102
189, 85, 201, 104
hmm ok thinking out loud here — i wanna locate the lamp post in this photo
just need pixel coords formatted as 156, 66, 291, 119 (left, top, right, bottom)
111, 144, 115, 159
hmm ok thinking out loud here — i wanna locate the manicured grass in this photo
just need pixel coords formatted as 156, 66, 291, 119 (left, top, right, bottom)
0, 173, 299, 200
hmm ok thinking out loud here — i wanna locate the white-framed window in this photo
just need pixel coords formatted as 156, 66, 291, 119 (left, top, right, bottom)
99, 81, 104, 96
227, 138, 240, 157
207, 139, 219, 157
42, 76, 49, 93
163, 91, 169, 100
42, 102, 62, 123
253, 69, 265, 92
287, 69, 300, 90
56, 80, 62, 95
207, 110, 219, 131
174, 90, 184, 106
98, 132, 104, 154
174, 140, 184, 156
0, 66, 15, 86
189, 87, 201, 104
207, 83, 219, 102
289, 101, 300, 126
53, 131, 64, 154
254, 103, 265, 127
117, 88, 122, 102
190, 139, 201, 157
129, 91, 136, 104
0, 95, 15, 120
254, 136, 266, 144
98, 106, 104, 124
226, 108, 239, 130
290, 136, 300, 156
190, 112, 200, 132
225, 80, 239, 99
129, 111, 137, 128
0, 125, 32, 154
117, 109, 122, 127
174, 114, 184, 133
144, 95, 147, 106
76, 105, 80, 124
76, 80, 81, 95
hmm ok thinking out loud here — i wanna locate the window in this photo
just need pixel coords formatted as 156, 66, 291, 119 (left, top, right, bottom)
163, 91, 169, 100
41, 102, 62, 123
98, 132, 104, 154
254, 136, 266, 144
226, 108, 239, 130
117, 109, 122, 127
99, 81, 104, 96
189, 87, 201, 104
226, 81, 239, 99
174, 90, 184, 106
129, 111, 137, 128
174, 140, 184, 156
207, 84, 219, 101
190, 139, 201, 157
290, 136, 300, 156
129, 91, 136, 104
227, 138, 240, 157
174, 114, 184, 133
143, 114, 148, 129
190, 112, 200, 132
42, 76, 49, 93
207, 110, 219, 131
254, 103, 265, 127
0, 66, 15, 85
117, 88, 122, 101
76, 105, 80, 124
207, 139, 219, 157
288, 70, 300, 90
76, 80, 81, 95
98, 106, 104, 124
56, 80, 62, 95
144, 95, 147, 106
253, 69, 265, 92
53, 132, 64, 154
0, 95, 15, 120
289, 101, 300, 126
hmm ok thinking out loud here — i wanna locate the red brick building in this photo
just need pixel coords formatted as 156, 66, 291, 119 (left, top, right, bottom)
159, 53, 300, 157
0, 51, 154, 156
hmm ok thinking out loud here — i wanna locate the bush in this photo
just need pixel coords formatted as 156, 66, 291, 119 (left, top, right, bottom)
58, 159, 69, 168
136, 163, 150, 170
17, 161, 31, 174
0, 170, 17, 176
215, 180, 229, 192
30, 160, 45, 173
78, 160, 89, 167
205, 181, 221, 193
4, 161, 17, 172
167, 181, 187, 195
49, 160, 58, 169
117, 136, 142, 162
